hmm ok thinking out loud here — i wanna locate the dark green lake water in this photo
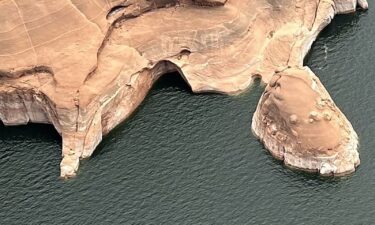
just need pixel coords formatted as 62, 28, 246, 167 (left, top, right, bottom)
1, 11, 374, 225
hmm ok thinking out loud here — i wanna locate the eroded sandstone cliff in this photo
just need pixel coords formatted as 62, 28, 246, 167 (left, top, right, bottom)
0, 0, 368, 177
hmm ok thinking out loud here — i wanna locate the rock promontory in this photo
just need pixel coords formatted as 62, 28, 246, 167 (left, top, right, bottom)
0, 0, 368, 177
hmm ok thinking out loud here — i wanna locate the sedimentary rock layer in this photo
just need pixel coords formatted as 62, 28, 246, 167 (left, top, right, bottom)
0, 0, 368, 177
252, 68, 360, 175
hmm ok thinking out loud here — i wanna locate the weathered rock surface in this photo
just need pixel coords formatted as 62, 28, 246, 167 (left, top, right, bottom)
0, 0, 368, 178
252, 68, 359, 175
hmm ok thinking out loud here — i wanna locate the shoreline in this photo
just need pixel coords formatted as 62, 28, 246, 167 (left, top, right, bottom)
0, 0, 368, 178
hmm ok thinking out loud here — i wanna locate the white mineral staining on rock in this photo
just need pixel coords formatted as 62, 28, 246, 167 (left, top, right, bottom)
324, 112, 332, 121
358, 0, 369, 9
0, 0, 368, 177
309, 111, 320, 121
289, 115, 298, 124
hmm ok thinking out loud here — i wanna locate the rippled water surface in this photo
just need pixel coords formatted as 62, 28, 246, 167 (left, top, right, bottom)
1, 10, 375, 225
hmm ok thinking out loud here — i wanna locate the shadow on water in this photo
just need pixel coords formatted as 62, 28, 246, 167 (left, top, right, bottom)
0, 122, 60, 143
152, 72, 193, 93
92, 72, 195, 158
93, 72, 262, 158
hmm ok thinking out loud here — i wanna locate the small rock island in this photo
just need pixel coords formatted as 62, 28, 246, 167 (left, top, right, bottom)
0, 0, 368, 178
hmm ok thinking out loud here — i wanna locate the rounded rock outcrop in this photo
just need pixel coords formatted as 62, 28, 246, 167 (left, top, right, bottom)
252, 68, 360, 175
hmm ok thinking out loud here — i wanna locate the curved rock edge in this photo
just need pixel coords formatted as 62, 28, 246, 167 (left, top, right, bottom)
251, 67, 360, 176
0, 0, 368, 178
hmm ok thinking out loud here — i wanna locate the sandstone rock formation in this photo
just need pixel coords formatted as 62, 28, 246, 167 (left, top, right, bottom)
0, 0, 368, 178
252, 68, 359, 175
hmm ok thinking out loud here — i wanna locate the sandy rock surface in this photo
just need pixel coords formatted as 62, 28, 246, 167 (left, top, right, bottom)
0, 0, 368, 177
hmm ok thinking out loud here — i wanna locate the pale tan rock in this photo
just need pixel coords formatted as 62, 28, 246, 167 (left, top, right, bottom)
252, 68, 359, 175
0, 0, 368, 178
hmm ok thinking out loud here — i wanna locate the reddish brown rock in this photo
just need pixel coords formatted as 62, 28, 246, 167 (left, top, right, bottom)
0, 0, 368, 178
